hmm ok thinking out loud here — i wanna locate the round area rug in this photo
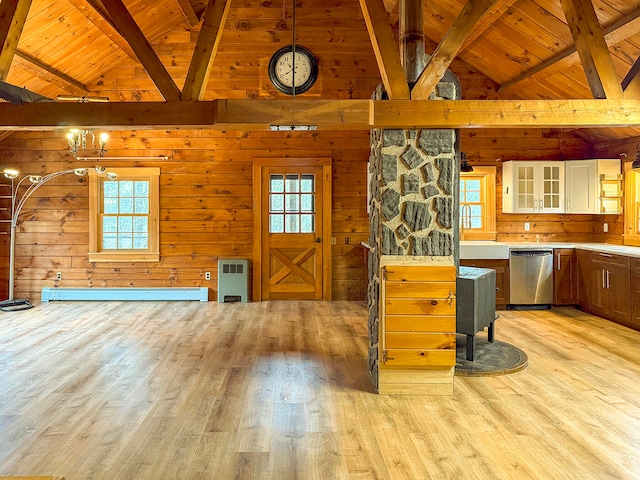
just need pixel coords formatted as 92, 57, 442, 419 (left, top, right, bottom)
455, 335, 528, 377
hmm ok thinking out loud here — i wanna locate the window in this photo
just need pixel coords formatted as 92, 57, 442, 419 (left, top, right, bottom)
89, 167, 160, 262
268, 173, 316, 233
460, 166, 496, 241
624, 164, 640, 246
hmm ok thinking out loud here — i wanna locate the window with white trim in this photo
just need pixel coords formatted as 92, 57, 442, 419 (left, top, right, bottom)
460, 166, 497, 241
89, 167, 160, 262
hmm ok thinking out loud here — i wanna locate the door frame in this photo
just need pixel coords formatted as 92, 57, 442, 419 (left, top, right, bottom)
252, 157, 332, 301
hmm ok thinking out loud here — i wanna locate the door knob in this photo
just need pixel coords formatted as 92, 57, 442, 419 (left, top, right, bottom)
316, 238, 321, 243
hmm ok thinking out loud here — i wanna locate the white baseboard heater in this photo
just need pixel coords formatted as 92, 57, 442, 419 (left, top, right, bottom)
41, 287, 209, 302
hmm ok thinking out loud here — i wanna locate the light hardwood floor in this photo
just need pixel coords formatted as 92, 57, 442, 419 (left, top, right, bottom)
0, 301, 639, 479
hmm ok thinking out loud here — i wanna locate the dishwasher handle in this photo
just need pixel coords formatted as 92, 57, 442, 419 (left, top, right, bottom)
510, 250, 553, 257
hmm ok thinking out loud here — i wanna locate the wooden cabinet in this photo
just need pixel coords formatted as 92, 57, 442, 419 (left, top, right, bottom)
629, 257, 640, 330
502, 161, 564, 214
553, 248, 576, 305
576, 249, 590, 310
564, 159, 620, 214
459, 259, 509, 309
588, 252, 631, 325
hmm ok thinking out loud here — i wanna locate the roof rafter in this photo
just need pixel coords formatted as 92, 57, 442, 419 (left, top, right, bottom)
500, 6, 640, 94
176, 0, 200, 27
559, 0, 622, 99
13, 50, 88, 96
412, 0, 503, 100
67, 0, 139, 62
182, 0, 232, 101
101, 0, 182, 101
359, 0, 409, 100
459, 0, 518, 53
0, 0, 32, 80
623, 57, 640, 99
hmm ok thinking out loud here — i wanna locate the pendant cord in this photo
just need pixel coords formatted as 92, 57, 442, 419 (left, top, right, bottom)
292, 0, 296, 100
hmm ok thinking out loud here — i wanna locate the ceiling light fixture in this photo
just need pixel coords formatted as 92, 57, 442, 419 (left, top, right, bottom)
460, 152, 474, 173
67, 129, 109, 158
269, 125, 317, 131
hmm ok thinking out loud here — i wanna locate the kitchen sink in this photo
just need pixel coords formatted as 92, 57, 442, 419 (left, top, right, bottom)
460, 241, 510, 260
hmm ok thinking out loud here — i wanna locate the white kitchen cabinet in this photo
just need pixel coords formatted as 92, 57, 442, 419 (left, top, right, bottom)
502, 161, 565, 213
565, 159, 621, 214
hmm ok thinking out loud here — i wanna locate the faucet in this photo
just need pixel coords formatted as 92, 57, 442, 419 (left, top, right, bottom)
460, 203, 471, 241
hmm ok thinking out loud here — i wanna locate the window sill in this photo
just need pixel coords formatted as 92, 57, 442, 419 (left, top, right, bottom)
89, 252, 160, 263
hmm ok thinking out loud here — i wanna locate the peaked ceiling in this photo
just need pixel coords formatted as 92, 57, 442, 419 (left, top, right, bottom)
1, 0, 639, 142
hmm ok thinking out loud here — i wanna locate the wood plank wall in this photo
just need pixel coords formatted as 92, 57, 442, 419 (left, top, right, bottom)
0, 130, 371, 302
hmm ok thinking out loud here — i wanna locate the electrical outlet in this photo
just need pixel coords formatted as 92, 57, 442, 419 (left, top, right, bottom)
603, 223, 608, 233
56, 272, 62, 280
344, 237, 350, 245
205, 272, 211, 280
524, 223, 530, 231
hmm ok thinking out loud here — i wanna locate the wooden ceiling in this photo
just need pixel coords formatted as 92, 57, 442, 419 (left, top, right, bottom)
0, 0, 639, 142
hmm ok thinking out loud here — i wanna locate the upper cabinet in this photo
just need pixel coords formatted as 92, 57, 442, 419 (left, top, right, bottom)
502, 161, 564, 214
565, 159, 621, 214
503, 159, 621, 214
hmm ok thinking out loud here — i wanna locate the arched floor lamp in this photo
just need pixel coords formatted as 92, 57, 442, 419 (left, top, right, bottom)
0, 166, 117, 311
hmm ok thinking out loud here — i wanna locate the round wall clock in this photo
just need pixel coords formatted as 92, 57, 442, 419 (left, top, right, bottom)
268, 45, 318, 95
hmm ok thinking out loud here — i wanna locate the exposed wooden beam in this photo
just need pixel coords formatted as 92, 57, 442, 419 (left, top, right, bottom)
0, 0, 32, 80
560, 0, 622, 99
0, 99, 639, 131
500, 6, 640, 94
412, 0, 502, 100
13, 50, 89, 96
623, 57, 640, 99
101, 0, 182, 101
459, 0, 518, 52
182, 0, 232, 101
382, 0, 399, 26
176, 0, 200, 27
67, 0, 138, 62
359, 0, 409, 99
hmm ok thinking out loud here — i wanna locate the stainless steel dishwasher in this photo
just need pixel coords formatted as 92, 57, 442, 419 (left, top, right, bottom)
509, 249, 554, 308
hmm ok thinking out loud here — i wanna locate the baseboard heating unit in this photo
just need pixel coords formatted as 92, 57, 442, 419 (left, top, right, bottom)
41, 287, 209, 302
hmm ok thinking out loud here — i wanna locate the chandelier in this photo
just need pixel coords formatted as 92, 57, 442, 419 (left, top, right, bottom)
67, 129, 109, 158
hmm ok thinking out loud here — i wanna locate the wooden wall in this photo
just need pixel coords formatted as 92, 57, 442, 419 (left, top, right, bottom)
0, 130, 371, 302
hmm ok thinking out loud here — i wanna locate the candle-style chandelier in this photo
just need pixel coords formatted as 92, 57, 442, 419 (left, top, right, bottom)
67, 129, 109, 158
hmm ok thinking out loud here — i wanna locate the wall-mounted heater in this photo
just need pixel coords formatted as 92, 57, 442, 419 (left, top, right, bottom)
217, 258, 249, 303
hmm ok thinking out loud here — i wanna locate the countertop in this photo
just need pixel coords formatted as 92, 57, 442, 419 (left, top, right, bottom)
460, 241, 640, 259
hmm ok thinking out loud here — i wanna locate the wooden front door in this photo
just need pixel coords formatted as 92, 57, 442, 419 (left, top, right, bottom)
253, 159, 332, 301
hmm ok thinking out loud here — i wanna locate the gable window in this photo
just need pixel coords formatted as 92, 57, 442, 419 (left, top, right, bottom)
460, 166, 496, 241
89, 167, 160, 262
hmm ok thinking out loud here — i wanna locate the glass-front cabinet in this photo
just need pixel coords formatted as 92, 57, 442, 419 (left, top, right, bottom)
503, 161, 565, 214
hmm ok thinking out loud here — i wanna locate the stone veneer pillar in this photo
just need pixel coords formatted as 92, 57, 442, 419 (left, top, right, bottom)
367, 77, 461, 391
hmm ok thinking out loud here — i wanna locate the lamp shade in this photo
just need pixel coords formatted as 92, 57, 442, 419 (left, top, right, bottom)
460, 152, 474, 173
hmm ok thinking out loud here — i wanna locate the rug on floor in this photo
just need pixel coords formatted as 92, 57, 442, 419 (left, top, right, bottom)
455, 334, 528, 377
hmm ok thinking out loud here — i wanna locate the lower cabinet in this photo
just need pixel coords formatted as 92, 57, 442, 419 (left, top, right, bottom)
576, 249, 590, 310
460, 259, 509, 309
553, 248, 576, 305
588, 252, 631, 326
630, 258, 640, 330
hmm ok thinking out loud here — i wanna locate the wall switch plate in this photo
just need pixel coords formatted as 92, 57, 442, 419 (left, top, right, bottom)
331, 237, 336, 245
603, 223, 608, 233
205, 272, 211, 280
56, 272, 62, 280
524, 223, 530, 231
344, 237, 350, 244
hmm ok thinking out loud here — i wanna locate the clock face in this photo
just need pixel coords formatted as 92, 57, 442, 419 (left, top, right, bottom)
268, 45, 318, 95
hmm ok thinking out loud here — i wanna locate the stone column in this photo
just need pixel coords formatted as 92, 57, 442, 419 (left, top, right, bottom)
367, 79, 460, 391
